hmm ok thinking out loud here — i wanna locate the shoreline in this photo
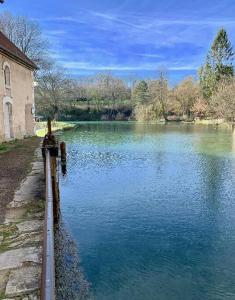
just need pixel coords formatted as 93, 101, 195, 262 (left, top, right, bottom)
35, 119, 235, 131
36, 122, 79, 138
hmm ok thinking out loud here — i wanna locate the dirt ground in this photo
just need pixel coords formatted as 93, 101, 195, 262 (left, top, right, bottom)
0, 137, 41, 223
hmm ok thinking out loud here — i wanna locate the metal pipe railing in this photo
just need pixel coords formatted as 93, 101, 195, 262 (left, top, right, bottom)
41, 149, 55, 300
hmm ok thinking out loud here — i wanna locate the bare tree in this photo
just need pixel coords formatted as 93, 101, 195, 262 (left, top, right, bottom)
211, 78, 235, 121
35, 63, 69, 119
0, 11, 48, 68
81, 73, 130, 113
172, 77, 199, 119
148, 71, 169, 122
192, 98, 209, 120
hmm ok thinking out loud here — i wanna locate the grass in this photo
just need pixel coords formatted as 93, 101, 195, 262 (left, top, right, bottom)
0, 139, 22, 154
0, 137, 40, 154
0, 291, 6, 300
36, 121, 77, 137
0, 144, 9, 153
24, 199, 45, 217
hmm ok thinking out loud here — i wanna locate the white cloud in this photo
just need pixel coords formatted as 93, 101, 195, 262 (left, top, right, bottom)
43, 11, 235, 28
136, 53, 163, 58
44, 30, 66, 35
60, 61, 197, 71
36, 7, 235, 80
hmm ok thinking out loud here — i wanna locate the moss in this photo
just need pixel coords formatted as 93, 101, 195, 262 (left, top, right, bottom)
0, 224, 18, 239
0, 224, 18, 253
0, 242, 11, 253
24, 200, 45, 219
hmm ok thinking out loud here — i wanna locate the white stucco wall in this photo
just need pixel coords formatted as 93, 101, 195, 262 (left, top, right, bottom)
0, 53, 35, 142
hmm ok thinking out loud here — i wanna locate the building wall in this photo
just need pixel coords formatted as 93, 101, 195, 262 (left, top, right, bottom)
0, 53, 35, 142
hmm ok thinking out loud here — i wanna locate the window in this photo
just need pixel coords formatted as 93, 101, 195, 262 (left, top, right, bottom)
4, 65, 10, 86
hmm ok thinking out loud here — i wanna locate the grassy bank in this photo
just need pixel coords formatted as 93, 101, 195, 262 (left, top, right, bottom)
193, 119, 235, 129
36, 121, 77, 137
0, 138, 39, 154
194, 118, 225, 125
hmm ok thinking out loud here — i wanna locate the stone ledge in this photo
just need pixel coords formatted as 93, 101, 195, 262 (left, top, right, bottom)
5, 266, 40, 297
0, 247, 42, 271
16, 220, 43, 234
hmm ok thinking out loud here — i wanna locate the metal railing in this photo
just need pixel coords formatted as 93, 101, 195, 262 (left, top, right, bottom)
41, 149, 56, 300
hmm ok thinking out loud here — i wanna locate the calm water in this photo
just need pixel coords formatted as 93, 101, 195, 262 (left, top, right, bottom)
59, 122, 235, 300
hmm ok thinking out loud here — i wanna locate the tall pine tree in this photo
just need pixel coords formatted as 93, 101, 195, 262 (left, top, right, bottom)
199, 28, 234, 99
132, 80, 150, 104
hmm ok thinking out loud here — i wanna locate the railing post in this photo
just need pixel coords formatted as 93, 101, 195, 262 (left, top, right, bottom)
60, 142, 66, 162
42, 119, 60, 223
60, 142, 67, 176
47, 118, 52, 136
50, 153, 60, 223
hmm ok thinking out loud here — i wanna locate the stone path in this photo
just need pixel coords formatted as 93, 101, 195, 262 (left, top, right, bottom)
0, 137, 40, 223
0, 149, 45, 300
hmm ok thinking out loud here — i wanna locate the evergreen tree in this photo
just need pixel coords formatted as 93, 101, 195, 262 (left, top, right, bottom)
132, 80, 150, 104
199, 59, 217, 99
199, 28, 234, 99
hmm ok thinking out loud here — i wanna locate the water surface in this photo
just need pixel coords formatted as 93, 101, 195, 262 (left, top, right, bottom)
59, 122, 235, 300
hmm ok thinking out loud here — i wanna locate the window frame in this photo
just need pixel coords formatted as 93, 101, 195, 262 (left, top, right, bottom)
3, 62, 11, 90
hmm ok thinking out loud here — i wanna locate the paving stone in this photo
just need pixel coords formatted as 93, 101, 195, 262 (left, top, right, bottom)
0, 270, 10, 293
22, 294, 39, 300
7, 199, 31, 209
0, 247, 41, 271
4, 208, 27, 225
7, 234, 42, 249
5, 266, 40, 297
16, 221, 42, 233
14, 176, 39, 200
0, 224, 18, 236
6, 233, 37, 243
7, 168, 43, 210
30, 212, 44, 220
4, 231, 42, 244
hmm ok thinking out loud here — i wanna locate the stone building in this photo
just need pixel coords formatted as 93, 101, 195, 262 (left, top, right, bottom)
0, 31, 37, 142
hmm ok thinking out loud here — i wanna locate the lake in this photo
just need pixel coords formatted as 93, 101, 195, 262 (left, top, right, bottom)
59, 122, 235, 300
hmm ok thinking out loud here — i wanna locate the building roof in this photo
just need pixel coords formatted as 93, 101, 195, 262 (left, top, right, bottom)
0, 31, 38, 70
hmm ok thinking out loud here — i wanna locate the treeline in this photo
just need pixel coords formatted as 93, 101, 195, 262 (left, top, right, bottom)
36, 72, 133, 121
36, 28, 235, 122
133, 28, 235, 122
1, 11, 234, 122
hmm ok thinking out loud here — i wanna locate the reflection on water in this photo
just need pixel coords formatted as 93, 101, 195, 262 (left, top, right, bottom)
59, 122, 235, 300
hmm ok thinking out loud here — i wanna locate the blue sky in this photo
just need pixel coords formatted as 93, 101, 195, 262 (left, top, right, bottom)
3, 0, 235, 84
